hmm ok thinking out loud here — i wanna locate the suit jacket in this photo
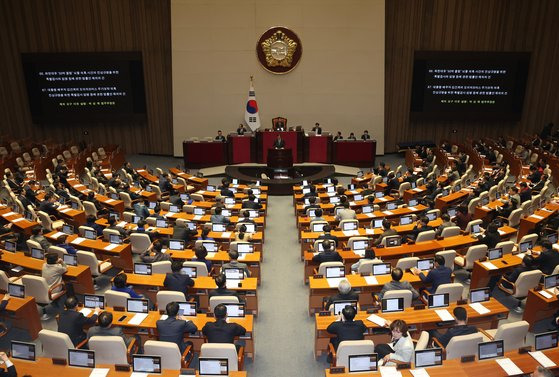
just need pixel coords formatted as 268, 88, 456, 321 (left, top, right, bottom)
325, 292, 359, 310
220, 188, 235, 198
39, 200, 58, 217
202, 319, 246, 343
519, 189, 532, 203
436, 221, 456, 237
312, 251, 343, 264
210, 214, 230, 224
172, 226, 197, 243
58, 310, 98, 346
242, 201, 262, 210
434, 324, 478, 347
273, 139, 285, 149
373, 228, 398, 246
317, 233, 339, 247
0, 365, 16, 377
326, 320, 366, 350
378, 280, 419, 300
156, 317, 197, 352
87, 325, 130, 345
535, 249, 559, 275
133, 203, 150, 219
419, 266, 452, 293
141, 251, 171, 263
164, 272, 195, 296
209, 287, 239, 299
479, 231, 500, 249
222, 261, 250, 277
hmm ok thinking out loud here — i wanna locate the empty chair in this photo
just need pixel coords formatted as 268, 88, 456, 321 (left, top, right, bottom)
0, 271, 21, 292
440, 226, 461, 238
498, 269, 543, 313
454, 245, 488, 271
21, 274, 65, 306
88, 336, 137, 365
190, 193, 205, 202
464, 219, 483, 234
415, 331, 430, 351
395, 257, 419, 271
83, 201, 98, 218
330, 340, 375, 368
156, 291, 186, 310
435, 250, 456, 271
104, 290, 130, 308
130, 233, 152, 255
144, 340, 192, 370
209, 296, 240, 313
433, 283, 463, 302
152, 261, 172, 274
119, 192, 133, 209
182, 261, 209, 277
39, 329, 86, 358
437, 333, 484, 360
415, 230, 436, 243
480, 321, 529, 351
77, 250, 112, 279
383, 290, 413, 308
37, 210, 64, 231
200, 343, 243, 371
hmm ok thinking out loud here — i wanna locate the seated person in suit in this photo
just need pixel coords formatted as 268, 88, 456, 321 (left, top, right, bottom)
58, 296, 101, 346
41, 253, 67, 319
156, 301, 197, 353
532, 239, 559, 275
222, 250, 251, 277
304, 196, 320, 212
112, 273, 144, 299
317, 225, 339, 248
326, 305, 366, 351
202, 304, 246, 345
210, 207, 231, 225
158, 173, 173, 193
197, 226, 214, 242
373, 219, 397, 246
351, 248, 382, 272
0, 352, 16, 377
303, 185, 317, 198
411, 255, 452, 295
239, 210, 255, 225
39, 193, 59, 217
152, 205, 166, 220
106, 216, 129, 237
335, 202, 357, 221
163, 260, 195, 297
405, 216, 434, 241
87, 311, 133, 346
85, 215, 104, 236
209, 273, 239, 299
377, 267, 419, 301
361, 130, 371, 140
454, 205, 471, 231
478, 222, 500, 248
30, 226, 52, 250
219, 179, 235, 198
519, 181, 532, 203
429, 306, 477, 347
385, 172, 400, 195
169, 189, 184, 208
242, 194, 262, 210
215, 130, 226, 142
312, 239, 342, 265
311, 208, 326, 223
141, 239, 171, 263
194, 245, 212, 272
133, 200, 151, 219
237, 124, 247, 135
490, 254, 536, 292
171, 222, 197, 245
348, 132, 357, 141
435, 214, 456, 237
333, 131, 343, 141
325, 279, 359, 310
57, 234, 77, 255
273, 135, 285, 149
86, 192, 109, 216
375, 319, 414, 366
311, 122, 322, 134
274, 119, 285, 131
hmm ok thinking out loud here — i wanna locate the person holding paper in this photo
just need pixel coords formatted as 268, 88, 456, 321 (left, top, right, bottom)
326, 305, 366, 352
429, 307, 477, 348
375, 319, 414, 365
377, 267, 419, 301
58, 296, 100, 346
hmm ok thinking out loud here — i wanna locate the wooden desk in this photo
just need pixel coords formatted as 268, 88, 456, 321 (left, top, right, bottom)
294, 196, 401, 216
435, 190, 471, 210
470, 253, 525, 289
66, 178, 125, 214
0, 294, 42, 340
0, 206, 40, 235
56, 205, 86, 227
518, 203, 559, 241
169, 167, 209, 190
523, 288, 559, 331
315, 298, 508, 358
136, 169, 185, 193
0, 251, 95, 294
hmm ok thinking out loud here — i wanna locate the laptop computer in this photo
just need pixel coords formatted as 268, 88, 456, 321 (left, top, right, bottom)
71, 201, 79, 210
408, 199, 418, 207
131, 215, 141, 224
224, 267, 244, 280
342, 221, 358, 231
351, 240, 368, 251
84, 229, 97, 240
180, 266, 197, 278
548, 233, 558, 244
426, 212, 438, 221
62, 224, 74, 235
84, 294, 105, 309
544, 274, 559, 290
134, 263, 152, 275
224, 303, 246, 318
4, 240, 16, 252
8, 283, 25, 298
109, 234, 122, 245
148, 201, 157, 209
471, 224, 481, 235
386, 202, 397, 210
414, 348, 443, 368
488, 247, 503, 260
332, 300, 358, 315
224, 197, 235, 205
348, 354, 378, 373
307, 208, 316, 217
417, 258, 434, 271
206, 185, 216, 192
372, 263, 391, 276
169, 205, 179, 213
11, 341, 35, 361
325, 266, 345, 279
185, 221, 197, 230
127, 298, 149, 313
371, 219, 383, 229
312, 222, 323, 233
68, 349, 95, 368
63, 253, 78, 266
176, 301, 197, 316
132, 355, 161, 374
198, 358, 228, 376
386, 237, 401, 247
427, 293, 449, 309
535, 331, 559, 351
381, 297, 404, 313
362, 205, 373, 214
180, 193, 189, 202
330, 196, 340, 204
193, 207, 205, 215
519, 241, 532, 252
156, 219, 167, 228
399, 215, 413, 225
24, 210, 34, 221
212, 223, 227, 232
354, 194, 363, 201
469, 287, 490, 303
237, 243, 254, 254
203, 241, 217, 252
168, 239, 185, 250
447, 207, 457, 218
478, 340, 504, 360
30, 247, 44, 260
375, 191, 384, 198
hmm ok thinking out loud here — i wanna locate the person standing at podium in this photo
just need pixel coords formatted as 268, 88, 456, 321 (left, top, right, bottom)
273, 135, 285, 149
237, 124, 247, 135
312, 122, 322, 134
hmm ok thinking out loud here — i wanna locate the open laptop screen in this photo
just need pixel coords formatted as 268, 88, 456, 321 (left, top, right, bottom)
177, 302, 197, 317
469, 287, 490, 303
519, 241, 532, 252
127, 298, 149, 313
237, 243, 254, 254
417, 258, 434, 271
488, 247, 503, 260
63, 253, 78, 266
399, 216, 413, 225
224, 303, 245, 318
381, 298, 404, 313
156, 219, 167, 228
84, 294, 105, 309
333, 300, 358, 315
372, 219, 383, 229
168, 239, 184, 250
4, 240, 16, 252
180, 266, 197, 278
352, 240, 368, 251
414, 348, 443, 368
535, 331, 559, 351
224, 268, 244, 280
134, 263, 152, 275
342, 221, 357, 231
408, 199, 418, 207
478, 340, 504, 360
68, 349, 95, 368
544, 274, 559, 290
31, 247, 44, 260
372, 263, 391, 276
427, 293, 449, 309
212, 223, 227, 232
199, 358, 228, 376
203, 241, 217, 252
62, 224, 74, 235
325, 266, 345, 278
132, 355, 161, 373
11, 341, 35, 361
84, 229, 96, 240
8, 283, 25, 298
109, 234, 122, 245
348, 354, 378, 373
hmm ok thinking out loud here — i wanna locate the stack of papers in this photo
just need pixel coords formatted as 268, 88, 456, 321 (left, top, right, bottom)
495, 358, 523, 376
379, 366, 402, 377
482, 261, 498, 270
531, 214, 544, 220
79, 308, 92, 316
12, 218, 25, 223
529, 351, 556, 368
104, 244, 119, 251
128, 313, 148, 325
497, 229, 506, 235
326, 277, 346, 288
538, 290, 553, 299
383, 211, 394, 215
51, 231, 65, 238
225, 280, 241, 289
342, 230, 360, 237
364, 275, 378, 285
410, 369, 430, 377
469, 303, 490, 315
434, 309, 454, 321
88, 368, 110, 377
367, 314, 386, 326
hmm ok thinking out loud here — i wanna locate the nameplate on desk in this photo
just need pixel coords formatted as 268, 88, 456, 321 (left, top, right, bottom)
531, 214, 544, 220
52, 357, 67, 365
2, 212, 16, 217
60, 208, 72, 213
413, 304, 425, 310
318, 311, 331, 317
115, 364, 130, 372
518, 346, 531, 354
73, 237, 86, 244
180, 368, 196, 375
329, 367, 345, 374
396, 363, 410, 370
461, 355, 475, 363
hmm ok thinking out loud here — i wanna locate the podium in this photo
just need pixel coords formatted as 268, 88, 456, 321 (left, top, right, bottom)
267, 148, 293, 169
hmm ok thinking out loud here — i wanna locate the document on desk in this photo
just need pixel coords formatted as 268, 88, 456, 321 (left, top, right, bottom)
159, 315, 168, 321
408, 206, 417, 211
366, 314, 386, 327
342, 230, 360, 237
105, 199, 116, 203
413, 188, 423, 192
364, 275, 378, 285
117, 221, 127, 228
515, 252, 526, 260
383, 211, 394, 215
468, 302, 490, 315
529, 351, 557, 368
221, 231, 231, 238
89, 368, 110, 377
129, 373, 148, 377
59, 208, 73, 213
482, 261, 498, 270
349, 201, 357, 206
73, 237, 86, 244
538, 290, 553, 299
378, 197, 387, 202
531, 214, 544, 220
365, 228, 375, 235
225, 280, 240, 289
354, 249, 366, 258
327, 277, 346, 288
128, 313, 148, 325
11, 217, 25, 223
192, 215, 202, 221
2, 212, 16, 217
435, 309, 454, 322
79, 308, 92, 317
366, 213, 374, 218
379, 366, 402, 377
497, 229, 505, 235
410, 369, 430, 377
206, 252, 216, 258
104, 243, 119, 251
495, 357, 523, 376
51, 231, 65, 238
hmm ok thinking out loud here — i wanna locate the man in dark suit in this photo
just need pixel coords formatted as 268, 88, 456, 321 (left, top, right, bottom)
164, 260, 195, 297
519, 182, 532, 203
39, 193, 59, 217
58, 296, 100, 346
202, 303, 246, 344
317, 225, 339, 248
156, 302, 197, 353
273, 135, 285, 149
430, 306, 477, 347
219, 180, 235, 198
325, 279, 359, 310
312, 240, 342, 264
172, 222, 198, 244
411, 255, 452, 294
209, 273, 239, 299
326, 305, 367, 350
533, 240, 559, 275
527, 165, 542, 184
478, 222, 501, 249
373, 219, 398, 246
0, 352, 17, 377
242, 194, 262, 210
406, 216, 434, 241
87, 311, 132, 346
158, 173, 173, 194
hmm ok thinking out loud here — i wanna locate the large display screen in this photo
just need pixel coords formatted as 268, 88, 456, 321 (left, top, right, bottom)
410, 51, 530, 121
21, 52, 147, 123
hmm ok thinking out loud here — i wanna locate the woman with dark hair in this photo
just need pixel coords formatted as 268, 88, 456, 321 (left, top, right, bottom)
375, 319, 414, 366
235, 224, 253, 242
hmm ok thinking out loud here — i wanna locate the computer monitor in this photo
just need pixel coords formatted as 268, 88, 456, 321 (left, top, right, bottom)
471, 224, 481, 235
224, 268, 244, 280
548, 233, 559, 244
427, 293, 449, 309
414, 348, 443, 368
231, 179, 239, 185
134, 263, 152, 275
381, 297, 404, 313
332, 300, 358, 315
145, 185, 153, 192
417, 258, 434, 271
224, 197, 235, 205
24, 210, 33, 221
127, 298, 149, 313
71, 201, 79, 210
247, 210, 259, 218
30, 247, 44, 260
382, 177, 388, 183
375, 191, 384, 198
132, 355, 161, 373
8, 283, 25, 298
447, 207, 457, 218
481, 196, 490, 206
372, 263, 391, 276
68, 349, 95, 368
426, 212, 438, 221
84, 294, 105, 309
535, 331, 559, 351
252, 188, 261, 195
483, 246, 502, 260
171, 178, 178, 185
212, 223, 227, 232
62, 224, 74, 235
193, 207, 205, 215
454, 184, 461, 192
168, 239, 185, 251
156, 219, 167, 228
352, 240, 368, 251
370, 219, 382, 229
109, 234, 122, 245
110, 192, 119, 201
63, 254, 78, 266
307, 209, 316, 217
519, 241, 532, 252
180, 193, 189, 202
169, 205, 179, 213
203, 241, 216, 252
325, 266, 345, 279
132, 215, 141, 224
84, 229, 97, 240
11, 341, 35, 361
544, 274, 559, 290
478, 340, 504, 360
342, 221, 358, 231
386, 237, 401, 247
326, 185, 335, 193
316, 242, 325, 252
177, 302, 197, 316
180, 266, 197, 278
411, 181, 417, 189
237, 243, 254, 254
441, 189, 449, 197
469, 287, 490, 303
109, 212, 120, 221
386, 202, 397, 210
330, 196, 340, 204
185, 221, 197, 230
4, 240, 16, 252
206, 185, 216, 192
362, 205, 373, 214
302, 188, 310, 195
348, 354, 378, 373
224, 303, 245, 318
148, 201, 157, 209
408, 199, 418, 207
312, 223, 325, 232
354, 194, 363, 201
198, 358, 228, 376
399, 216, 413, 225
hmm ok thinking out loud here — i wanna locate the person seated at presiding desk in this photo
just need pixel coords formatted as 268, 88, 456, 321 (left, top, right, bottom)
57, 234, 77, 255
347, 132, 357, 141
361, 130, 371, 140
335, 202, 356, 222
58, 296, 101, 347
194, 245, 213, 272
87, 311, 134, 346
313, 240, 342, 264
531, 239, 559, 275
141, 240, 171, 263
326, 305, 366, 353
311, 122, 322, 134
333, 131, 343, 141
209, 273, 240, 299
222, 250, 251, 277
214, 130, 226, 142
273, 135, 285, 149
0, 352, 17, 377
375, 319, 414, 366
210, 207, 231, 225
30, 226, 52, 251
317, 225, 339, 248
325, 280, 359, 311
85, 215, 104, 237
377, 267, 419, 301
202, 303, 246, 346
351, 248, 382, 273
41, 253, 67, 320
435, 214, 456, 237
372, 219, 398, 246
411, 255, 452, 295
429, 306, 477, 348
237, 124, 248, 135
157, 301, 197, 353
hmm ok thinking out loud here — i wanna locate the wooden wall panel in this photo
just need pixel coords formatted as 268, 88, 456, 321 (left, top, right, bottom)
385, 0, 559, 153
0, 0, 173, 155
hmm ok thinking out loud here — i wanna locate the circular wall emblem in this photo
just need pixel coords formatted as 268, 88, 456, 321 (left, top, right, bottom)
256, 27, 302, 74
